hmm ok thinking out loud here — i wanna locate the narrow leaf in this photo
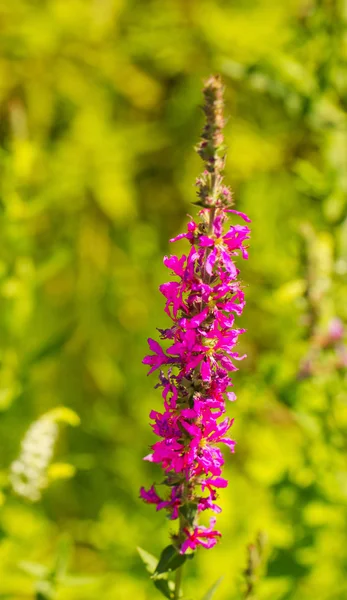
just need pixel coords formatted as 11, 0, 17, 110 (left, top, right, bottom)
54, 535, 72, 580
154, 544, 186, 576
28, 325, 75, 365
201, 576, 224, 600
137, 546, 158, 574
154, 578, 175, 599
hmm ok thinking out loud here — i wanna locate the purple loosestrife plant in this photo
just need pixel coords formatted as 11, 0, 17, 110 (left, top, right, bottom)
140, 75, 251, 599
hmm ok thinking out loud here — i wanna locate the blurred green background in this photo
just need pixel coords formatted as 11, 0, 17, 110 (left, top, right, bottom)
0, 0, 347, 598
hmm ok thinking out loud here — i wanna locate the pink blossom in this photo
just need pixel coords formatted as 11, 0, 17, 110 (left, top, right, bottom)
140, 485, 162, 505
181, 519, 222, 553
142, 339, 170, 375
157, 486, 182, 520
141, 75, 250, 554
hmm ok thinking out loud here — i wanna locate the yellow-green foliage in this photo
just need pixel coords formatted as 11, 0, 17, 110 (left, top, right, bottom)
0, 1, 346, 599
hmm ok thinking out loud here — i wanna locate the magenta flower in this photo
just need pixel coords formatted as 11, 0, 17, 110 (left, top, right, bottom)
142, 339, 170, 375
181, 518, 222, 553
140, 485, 162, 505
141, 75, 250, 560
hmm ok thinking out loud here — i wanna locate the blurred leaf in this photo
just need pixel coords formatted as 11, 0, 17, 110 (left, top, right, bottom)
54, 534, 72, 580
18, 561, 49, 579
27, 325, 75, 365
137, 546, 158, 574
201, 576, 224, 600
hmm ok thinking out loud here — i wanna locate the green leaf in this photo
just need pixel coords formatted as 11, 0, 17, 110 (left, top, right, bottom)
137, 549, 176, 599
137, 546, 158, 574
154, 578, 175, 599
201, 576, 224, 600
154, 544, 186, 577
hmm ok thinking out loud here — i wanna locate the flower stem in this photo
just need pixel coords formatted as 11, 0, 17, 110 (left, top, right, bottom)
174, 513, 185, 599
174, 562, 184, 600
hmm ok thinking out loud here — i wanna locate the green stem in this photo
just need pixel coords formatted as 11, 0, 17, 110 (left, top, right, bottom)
174, 512, 185, 599
174, 561, 184, 600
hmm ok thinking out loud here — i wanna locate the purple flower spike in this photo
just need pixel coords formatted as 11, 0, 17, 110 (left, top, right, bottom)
141, 75, 250, 555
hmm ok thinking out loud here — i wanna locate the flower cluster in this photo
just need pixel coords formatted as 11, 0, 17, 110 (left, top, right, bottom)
141, 76, 250, 554
10, 406, 80, 502
10, 414, 58, 502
